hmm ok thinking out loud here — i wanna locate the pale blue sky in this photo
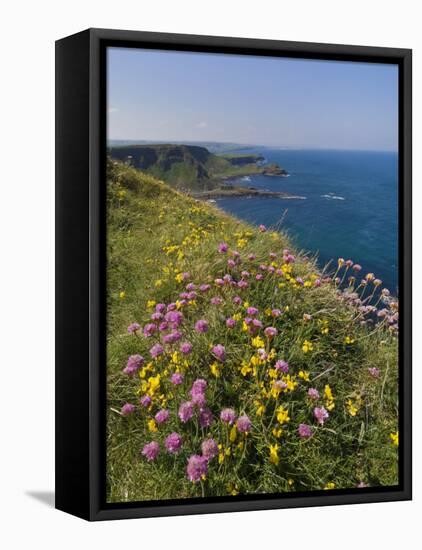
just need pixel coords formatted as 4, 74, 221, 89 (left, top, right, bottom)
107, 47, 398, 151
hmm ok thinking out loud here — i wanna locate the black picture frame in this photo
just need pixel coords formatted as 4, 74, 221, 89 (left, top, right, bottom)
55, 28, 412, 521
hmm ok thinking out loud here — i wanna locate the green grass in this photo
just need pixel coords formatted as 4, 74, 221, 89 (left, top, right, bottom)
106, 159, 399, 503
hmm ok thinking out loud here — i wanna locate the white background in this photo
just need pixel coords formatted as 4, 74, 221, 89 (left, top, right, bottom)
0, 1, 419, 548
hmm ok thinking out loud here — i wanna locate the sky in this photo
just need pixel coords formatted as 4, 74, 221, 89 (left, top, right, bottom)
107, 47, 398, 151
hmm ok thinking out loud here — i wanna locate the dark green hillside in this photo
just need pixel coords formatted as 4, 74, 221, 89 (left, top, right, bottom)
108, 144, 287, 190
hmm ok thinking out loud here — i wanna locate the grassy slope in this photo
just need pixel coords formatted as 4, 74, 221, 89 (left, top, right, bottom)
106, 160, 398, 503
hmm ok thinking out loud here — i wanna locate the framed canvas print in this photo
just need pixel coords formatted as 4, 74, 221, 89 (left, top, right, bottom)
55, 28, 412, 521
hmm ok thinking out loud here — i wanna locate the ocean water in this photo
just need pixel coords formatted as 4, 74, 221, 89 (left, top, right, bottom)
216, 149, 398, 294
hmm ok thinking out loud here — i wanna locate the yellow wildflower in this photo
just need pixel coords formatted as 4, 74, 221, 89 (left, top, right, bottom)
147, 419, 158, 432
269, 444, 280, 465
390, 431, 399, 446
146, 300, 156, 309
344, 336, 355, 344
298, 370, 310, 382
346, 399, 358, 417
229, 425, 237, 442
147, 374, 161, 396
227, 482, 239, 496
324, 482, 336, 490
272, 427, 282, 438
324, 384, 335, 411
254, 400, 265, 416
251, 336, 265, 349
119, 291, 125, 299
240, 361, 252, 377
276, 405, 290, 425
210, 362, 221, 377
302, 340, 314, 353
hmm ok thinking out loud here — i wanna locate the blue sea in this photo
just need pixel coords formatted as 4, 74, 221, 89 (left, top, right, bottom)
216, 149, 398, 294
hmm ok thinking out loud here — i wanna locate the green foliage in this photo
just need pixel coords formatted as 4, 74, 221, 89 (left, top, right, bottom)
106, 159, 399, 503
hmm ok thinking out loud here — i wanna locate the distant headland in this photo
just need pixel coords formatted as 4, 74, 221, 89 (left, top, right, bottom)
108, 143, 289, 198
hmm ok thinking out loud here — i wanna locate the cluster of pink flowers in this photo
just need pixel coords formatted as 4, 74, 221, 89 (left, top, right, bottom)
212, 344, 226, 362
177, 379, 214, 429
142, 441, 160, 461
121, 403, 136, 416
298, 423, 313, 438
275, 360, 289, 373
165, 432, 182, 454
123, 354, 144, 375
313, 406, 329, 425
186, 454, 208, 482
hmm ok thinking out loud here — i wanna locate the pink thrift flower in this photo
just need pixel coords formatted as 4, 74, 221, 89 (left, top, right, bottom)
121, 403, 136, 416
226, 317, 236, 328
123, 354, 144, 375
139, 395, 151, 408
142, 441, 159, 461
178, 401, 194, 423
220, 408, 236, 424
143, 323, 157, 337
201, 438, 219, 460
180, 341, 193, 355
368, 367, 380, 378
199, 407, 214, 428
313, 406, 329, 425
162, 330, 182, 344
218, 242, 228, 253
212, 344, 226, 362
170, 372, 184, 385
127, 322, 140, 334
165, 310, 183, 327
298, 423, 313, 438
150, 343, 164, 359
237, 415, 252, 433
186, 455, 208, 482
307, 388, 320, 400
195, 319, 209, 333
259, 224, 267, 232
275, 360, 289, 373
155, 409, 170, 424
264, 326, 278, 338
165, 432, 182, 454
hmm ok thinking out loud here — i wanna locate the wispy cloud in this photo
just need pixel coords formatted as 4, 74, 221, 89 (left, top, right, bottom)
108, 107, 119, 114
196, 121, 208, 128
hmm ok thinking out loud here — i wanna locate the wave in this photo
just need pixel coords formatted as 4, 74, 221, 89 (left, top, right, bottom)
321, 194, 345, 201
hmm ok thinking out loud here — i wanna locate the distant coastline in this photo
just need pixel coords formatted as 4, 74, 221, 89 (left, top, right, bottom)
190, 186, 305, 200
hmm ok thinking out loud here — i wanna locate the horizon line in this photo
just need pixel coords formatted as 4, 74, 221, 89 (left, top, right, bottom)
107, 138, 398, 154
